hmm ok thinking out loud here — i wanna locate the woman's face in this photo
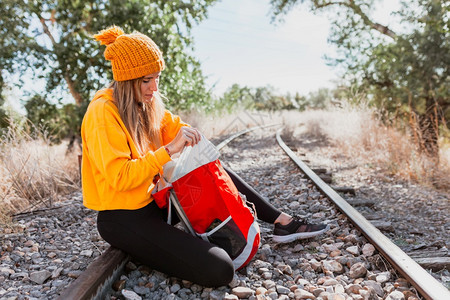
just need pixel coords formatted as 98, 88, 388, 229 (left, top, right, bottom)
140, 71, 161, 104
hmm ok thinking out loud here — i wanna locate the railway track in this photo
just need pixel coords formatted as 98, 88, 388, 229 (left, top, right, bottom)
58, 125, 450, 300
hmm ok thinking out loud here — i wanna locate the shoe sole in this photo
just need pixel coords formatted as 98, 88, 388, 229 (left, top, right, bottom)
272, 224, 330, 244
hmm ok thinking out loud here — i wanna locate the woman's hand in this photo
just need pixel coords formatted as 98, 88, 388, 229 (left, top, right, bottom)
165, 127, 201, 156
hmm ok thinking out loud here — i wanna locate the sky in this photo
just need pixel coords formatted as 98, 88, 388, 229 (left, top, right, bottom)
191, 0, 402, 96
5, 0, 402, 114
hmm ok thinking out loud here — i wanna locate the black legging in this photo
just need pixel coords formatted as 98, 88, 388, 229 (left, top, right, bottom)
96, 167, 281, 287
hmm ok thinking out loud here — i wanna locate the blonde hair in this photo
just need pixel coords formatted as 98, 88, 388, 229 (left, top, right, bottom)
110, 78, 165, 154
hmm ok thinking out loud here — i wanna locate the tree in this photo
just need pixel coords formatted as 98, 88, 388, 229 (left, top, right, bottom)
25, 94, 59, 130
294, 92, 308, 111
218, 84, 301, 112
0, 0, 218, 127
253, 86, 291, 111
219, 84, 254, 112
306, 88, 332, 109
269, 0, 449, 157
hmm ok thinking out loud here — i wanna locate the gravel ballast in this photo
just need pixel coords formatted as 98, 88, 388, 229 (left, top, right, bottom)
1, 127, 447, 299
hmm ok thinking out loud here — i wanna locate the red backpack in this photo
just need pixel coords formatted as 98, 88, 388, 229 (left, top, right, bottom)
153, 137, 260, 270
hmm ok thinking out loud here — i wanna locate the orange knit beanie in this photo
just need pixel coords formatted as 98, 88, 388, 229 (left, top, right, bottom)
94, 26, 165, 81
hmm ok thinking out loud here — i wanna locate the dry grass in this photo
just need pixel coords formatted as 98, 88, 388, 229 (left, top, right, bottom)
0, 123, 80, 225
280, 105, 450, 190
181, 109, 285, 139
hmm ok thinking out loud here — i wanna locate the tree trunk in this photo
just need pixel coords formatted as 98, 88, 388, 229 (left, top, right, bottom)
410, 99, 440, 158
39, 16, 84, 106
418, 110, 439, 157
0, 68, 4, 102
65, 75, 84, 106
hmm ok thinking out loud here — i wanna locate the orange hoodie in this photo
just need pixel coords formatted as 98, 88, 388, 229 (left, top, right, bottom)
81, 88, 188, 211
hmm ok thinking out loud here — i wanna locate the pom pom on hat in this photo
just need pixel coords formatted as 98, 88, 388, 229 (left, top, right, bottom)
94, 26, 165, 81
94, 26, 124, 45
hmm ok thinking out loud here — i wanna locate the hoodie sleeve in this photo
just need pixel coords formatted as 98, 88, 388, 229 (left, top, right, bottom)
83, 100, 171, 192
160, 110, 190, 145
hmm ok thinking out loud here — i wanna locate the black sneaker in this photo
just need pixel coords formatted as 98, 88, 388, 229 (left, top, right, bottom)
273, 217, 330, 243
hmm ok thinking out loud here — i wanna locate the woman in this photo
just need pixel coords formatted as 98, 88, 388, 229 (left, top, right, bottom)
81, 26, 329, 287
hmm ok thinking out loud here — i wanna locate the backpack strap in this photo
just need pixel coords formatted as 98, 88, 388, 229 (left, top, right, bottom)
169, 189, 196, 236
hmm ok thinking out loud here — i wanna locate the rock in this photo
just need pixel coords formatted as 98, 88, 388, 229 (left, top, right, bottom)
224, 294, 239, 300
210, 290, 226, 300
349, 262, 367, 279
10, 272, 28, 280
323, 243, 343, 253
289, 285, 298, 292
386, 291, 405, 300
165, 294, 178, 300
255, 287, 267, 295
80, 249, 93, 257
268, 291, 278, 299
330, 250, 342, 257
346, 246, 359, 256
312, 288, 325, 297
317, 276, 329, 285
263, 280, 276, 289
362, 244, 375, 256
394, 278, 410, 288
279, 264, 293, 275
122, 289, 142, 300
190, 284, 202, 293
318, 291, 331, 299
289, 202, 300, 209
170, 283, 181, 293
30, 270, 51, 284
323, 278, 339, 286
334, 284, 345, 293
68, 270, 83, 279
276, 285, 290, 295
376, 272, 390, 283
24, 240, 34, 247
0, 267, 15, 276
232, 287, 254, 298
310, 260, 322, 271
201, 287, 213, 298
293, 244, 304, 252
344, 234, 359, 243
322, 260, 344, 274
359, 288, 377, 300
363, 280, 384, 297
113, 279, 126, 291
133, 285, 150, 295
345, 283, 362, 294
137, 265, 152, 276
126, 261, 137, 271
328, 293, 346, 300
51, 267, 63, 279
402, 290, 417, 299
294, 288, 316, 299
228, 274, 240, 288
259, 244, 273, 260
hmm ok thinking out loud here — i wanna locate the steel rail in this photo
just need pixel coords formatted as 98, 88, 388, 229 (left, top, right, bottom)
57, 123, 280, 299
276, 127, 450, 300
215, 123, 281, 151
56, 247, 128, 300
